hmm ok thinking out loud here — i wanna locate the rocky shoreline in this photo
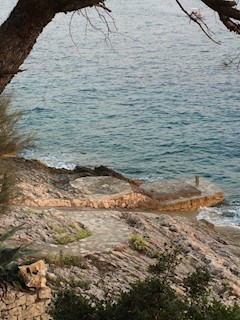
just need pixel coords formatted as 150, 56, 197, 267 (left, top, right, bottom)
0, 157, 239, 307
1, 157, 224, 211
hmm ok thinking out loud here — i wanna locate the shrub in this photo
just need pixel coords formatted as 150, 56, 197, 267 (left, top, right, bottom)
0, 95, 33, 156
50, 290, 97, 320
0, 95, 33, 213
50, 247, 240, 320
129, 234, 148, 252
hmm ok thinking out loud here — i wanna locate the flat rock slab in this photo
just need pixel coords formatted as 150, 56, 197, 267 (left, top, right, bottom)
140, 179, 201, 201
70, 176, 133, 199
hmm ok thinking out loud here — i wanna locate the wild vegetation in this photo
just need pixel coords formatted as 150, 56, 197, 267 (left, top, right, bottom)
0, 96, 33, 213
0, 224, 36, 288
129, 233, 148, 252
44, 251, 87, 269
0, 96, 32, 157
50, 247, 240, 320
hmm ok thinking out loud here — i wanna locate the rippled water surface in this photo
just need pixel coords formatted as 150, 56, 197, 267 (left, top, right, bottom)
2, 0, 240, 226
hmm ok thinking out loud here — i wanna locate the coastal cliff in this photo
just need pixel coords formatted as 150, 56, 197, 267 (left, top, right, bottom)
0, 157, 239, 315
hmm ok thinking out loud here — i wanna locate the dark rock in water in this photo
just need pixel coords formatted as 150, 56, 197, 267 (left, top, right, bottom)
198, 219, 215, 230
222, 210, 235, 218
74, 165, 139, 185
73, 166, 97, 176
94, 165, 137, 185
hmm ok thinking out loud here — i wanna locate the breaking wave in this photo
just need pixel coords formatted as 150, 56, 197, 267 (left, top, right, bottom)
197, 205, 240, 228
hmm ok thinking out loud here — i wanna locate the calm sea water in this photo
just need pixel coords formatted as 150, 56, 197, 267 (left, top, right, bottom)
2, 0, 240, 226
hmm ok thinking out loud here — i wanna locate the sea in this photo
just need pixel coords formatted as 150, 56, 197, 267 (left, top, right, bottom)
1, 0, 240, 227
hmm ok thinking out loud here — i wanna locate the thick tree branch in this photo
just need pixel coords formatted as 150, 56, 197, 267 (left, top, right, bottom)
56, 0, 107, 13
0, 0, 109, 94
201, 0, 240, 33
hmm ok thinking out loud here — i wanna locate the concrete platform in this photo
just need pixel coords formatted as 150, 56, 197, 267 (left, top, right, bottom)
146, 177, 224, 212
140, 179, 201, 201
68, 176, 224, 212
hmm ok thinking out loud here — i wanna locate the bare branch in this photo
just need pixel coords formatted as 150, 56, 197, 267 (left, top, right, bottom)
56, 0, 106, 13
95, 3, 112, 13
76, 5, 117, 48
68, 11, 81, 54
175, 0, 221, 44
223, 52, 240, 68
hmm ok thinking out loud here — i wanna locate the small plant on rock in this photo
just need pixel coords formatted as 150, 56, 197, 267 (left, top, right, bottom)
129, 233, 148, 252
44, 251, 86, 269
54, 228, 92, 245
49, 222, 92, 245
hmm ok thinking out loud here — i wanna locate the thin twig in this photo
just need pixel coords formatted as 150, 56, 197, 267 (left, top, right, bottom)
175, 0, 221, 45
69, 11, 81, 55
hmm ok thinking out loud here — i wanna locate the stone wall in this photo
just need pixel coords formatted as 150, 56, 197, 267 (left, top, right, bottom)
0, 286, 51, 320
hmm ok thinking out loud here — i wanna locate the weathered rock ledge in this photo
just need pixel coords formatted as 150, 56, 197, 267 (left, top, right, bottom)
1, 207, 240, 306
1, 156, 237, 311
1, 157, 224, 211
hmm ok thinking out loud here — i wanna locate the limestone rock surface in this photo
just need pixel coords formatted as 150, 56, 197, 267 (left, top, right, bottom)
69, 176, 133, 199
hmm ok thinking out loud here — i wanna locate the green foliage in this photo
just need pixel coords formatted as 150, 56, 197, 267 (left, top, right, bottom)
50, 246, 240, 320
129, 234, 148, 252
206, 300, 240, 320
68, 277, 91, 290
0, 95, 33, 156
49, 222, 92, 245
0, 224, 36, 287
184, 266, 211, 300
54, 229, 92, 245
50, 290, 97, 320
44, 250, 86, 269
148, 245, 182, 283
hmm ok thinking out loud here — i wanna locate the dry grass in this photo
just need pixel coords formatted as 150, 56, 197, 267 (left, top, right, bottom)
0, 170, 18, 213
0, 95, 33, 213
0, 95, 33, 156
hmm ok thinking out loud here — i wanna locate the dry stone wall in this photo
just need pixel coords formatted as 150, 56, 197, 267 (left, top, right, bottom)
0, 286, 51, 320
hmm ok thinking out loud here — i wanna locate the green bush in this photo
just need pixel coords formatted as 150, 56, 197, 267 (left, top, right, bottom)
50, 247, 240, 320
129, 234, 148, 252
50, 290, 97, 320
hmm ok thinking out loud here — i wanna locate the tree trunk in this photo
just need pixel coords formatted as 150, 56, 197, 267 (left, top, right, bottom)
0, 0, 239, 94
0, 0, 102, 94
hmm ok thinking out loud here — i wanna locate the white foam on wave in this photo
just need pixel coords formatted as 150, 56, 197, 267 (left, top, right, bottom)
20, 151, 76, 170
141, 174, 164, 182
197, 205, 240, 228
40, 156, 76, 170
